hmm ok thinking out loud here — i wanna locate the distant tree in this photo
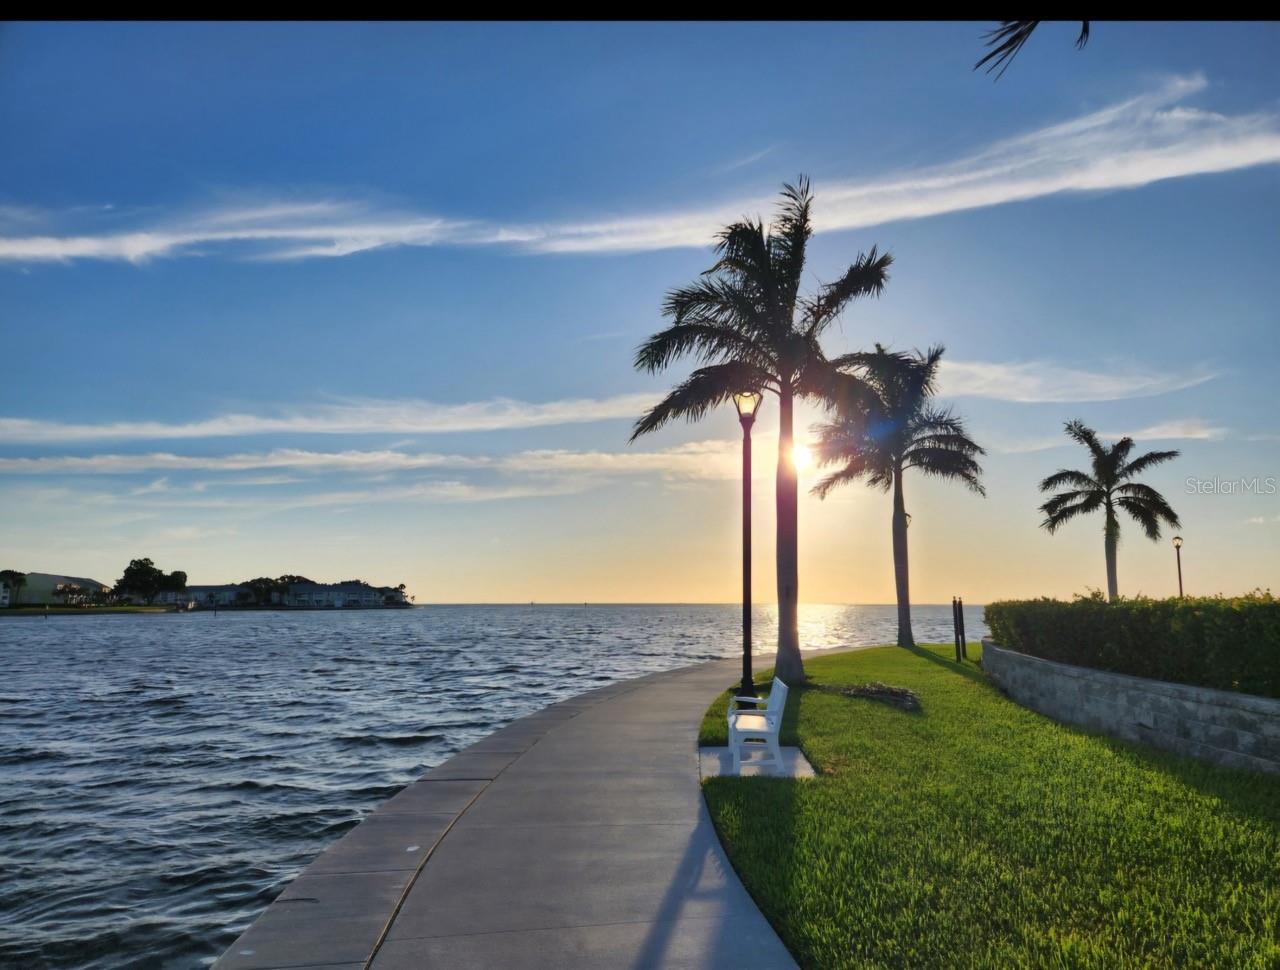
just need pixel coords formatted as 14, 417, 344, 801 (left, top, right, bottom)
813, 345, 985, 648
0, 570, 26, 607
631, 178, 892, 684
976, 21, 1090, 78
241, 577, 277, 604
276, 574, 313, 586
57, 583, 86, 606
162, 570, 188, 592
115, 558, 168, 605
1039, 421, 1181, 601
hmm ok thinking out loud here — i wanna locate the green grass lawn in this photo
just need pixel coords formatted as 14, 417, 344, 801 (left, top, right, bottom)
700, 644, 1280, 969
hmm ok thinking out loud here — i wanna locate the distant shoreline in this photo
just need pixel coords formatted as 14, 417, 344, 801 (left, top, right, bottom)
0, 604, 415, 617
0, 602, 986, 615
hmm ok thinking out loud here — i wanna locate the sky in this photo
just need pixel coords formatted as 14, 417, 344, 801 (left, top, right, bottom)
1, 21, 1278, 604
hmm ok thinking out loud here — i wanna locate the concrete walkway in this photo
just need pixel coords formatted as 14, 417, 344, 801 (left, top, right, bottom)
215, 658, 798, 970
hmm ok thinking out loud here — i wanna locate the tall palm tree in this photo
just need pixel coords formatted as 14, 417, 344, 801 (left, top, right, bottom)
812, 345, 985, 648
1039, 420, 1181, 601
631, 179, 892, 683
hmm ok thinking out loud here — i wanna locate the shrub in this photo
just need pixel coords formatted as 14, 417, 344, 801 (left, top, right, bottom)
984, 590, 1280, 699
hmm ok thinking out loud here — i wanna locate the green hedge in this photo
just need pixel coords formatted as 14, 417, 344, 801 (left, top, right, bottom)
984, 591, 1280, 699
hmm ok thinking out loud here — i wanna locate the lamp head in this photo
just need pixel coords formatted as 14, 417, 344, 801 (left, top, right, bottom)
1173, 535, 1183, 549
732, 390, 763, 423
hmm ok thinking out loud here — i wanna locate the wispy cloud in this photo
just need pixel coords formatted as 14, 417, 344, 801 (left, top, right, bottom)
3, 75, 1278, 263
0, 393, 657, 444
986, 417, 1227, 454
1119, 418, 1227, 441
0, 439, 751, 482
716, 145, 778, 173
938, 359, 1217, 403
0, 357, 1213, 447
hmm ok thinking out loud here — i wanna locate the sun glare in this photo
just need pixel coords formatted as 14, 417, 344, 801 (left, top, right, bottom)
791, 445, 814, 471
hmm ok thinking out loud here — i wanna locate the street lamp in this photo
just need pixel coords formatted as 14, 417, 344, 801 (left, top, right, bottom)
1172, 535, 1184, 598
733, 390, 763, 698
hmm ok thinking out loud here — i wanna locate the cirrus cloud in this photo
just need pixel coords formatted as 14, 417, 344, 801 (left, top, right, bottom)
3, 75, 1279, 263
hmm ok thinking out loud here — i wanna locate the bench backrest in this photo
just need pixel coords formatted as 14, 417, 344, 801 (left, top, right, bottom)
765, 677, 789, 716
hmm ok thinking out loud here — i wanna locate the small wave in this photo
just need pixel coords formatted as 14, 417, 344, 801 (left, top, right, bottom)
338, 732, 443, 749
0, 748, 68, 766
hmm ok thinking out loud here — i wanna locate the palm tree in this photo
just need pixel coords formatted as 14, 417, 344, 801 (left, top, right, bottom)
631, 179, 892, 683
812, 346, 985, 648
1039, 420, 1181, 601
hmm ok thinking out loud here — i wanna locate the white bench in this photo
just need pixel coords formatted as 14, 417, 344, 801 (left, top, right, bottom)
727, 677, 789, 774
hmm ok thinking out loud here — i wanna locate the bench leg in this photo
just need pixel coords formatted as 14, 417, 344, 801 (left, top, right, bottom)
767, 736, 783, 774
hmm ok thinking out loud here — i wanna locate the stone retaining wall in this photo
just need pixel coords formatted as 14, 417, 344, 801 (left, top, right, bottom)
981, 639, 1280, 775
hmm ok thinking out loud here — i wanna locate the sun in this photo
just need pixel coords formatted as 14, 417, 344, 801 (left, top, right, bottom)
791, 445, 814, 471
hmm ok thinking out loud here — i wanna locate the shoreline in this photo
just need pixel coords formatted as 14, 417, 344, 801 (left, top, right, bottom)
0, 604, 416, 617
213, 654, 801, 969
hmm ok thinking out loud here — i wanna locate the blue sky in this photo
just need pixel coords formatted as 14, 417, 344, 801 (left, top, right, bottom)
1, 21, 1277, 602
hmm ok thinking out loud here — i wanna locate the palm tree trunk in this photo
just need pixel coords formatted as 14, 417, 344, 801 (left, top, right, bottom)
1104, 504, 1119, 601
892, 468, 914, 648
773, 385, 805, 684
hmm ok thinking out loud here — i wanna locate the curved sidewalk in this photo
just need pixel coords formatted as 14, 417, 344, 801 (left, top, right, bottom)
214, 658, 797, 970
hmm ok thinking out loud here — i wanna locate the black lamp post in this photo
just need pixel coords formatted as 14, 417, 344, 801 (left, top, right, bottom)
1172, 535, 1184, 598
733, 390, 763, 698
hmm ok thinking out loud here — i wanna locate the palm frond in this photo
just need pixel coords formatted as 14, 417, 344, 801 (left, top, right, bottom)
1064, 420, 1108, 463
1039, 468, 1096, 493
1110, 436, 1136, 470
800, 247, 892, 336
913, 403, 980, 447
1040, 488, 1099, 516
708, 221, 778, 324
811, 463, 872, 499
907, 432, 985, 458
1121, 448, 1181, 479
769, 177, 813, 318
975, 21, 1041, 77
629, 361, 770, 441
1039, 490, 1104, 533
905, 447, 986, 495
633, 322, 773, 374
913, 345, 946, 397
1116, 487, 1181, 530
663, 276, 770, 338
975, 21, 1088, 78
1116, 497, 1171, 541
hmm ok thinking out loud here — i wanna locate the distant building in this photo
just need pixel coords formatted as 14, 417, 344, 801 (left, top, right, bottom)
14, 572, 112, 606
0, 584, 9, 608
182, 584, 252, 608
285, 581, 389, 608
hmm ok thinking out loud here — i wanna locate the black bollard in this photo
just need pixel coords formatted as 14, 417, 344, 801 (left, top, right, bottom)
952, 597, 962, 662
958, 597, 968, 661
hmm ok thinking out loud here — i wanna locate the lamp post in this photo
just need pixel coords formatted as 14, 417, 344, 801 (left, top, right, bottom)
1172, 535, 1184, 598
733, 390, 763, 698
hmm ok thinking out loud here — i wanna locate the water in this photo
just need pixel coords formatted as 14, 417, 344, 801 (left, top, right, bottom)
0, 603, 985, 969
